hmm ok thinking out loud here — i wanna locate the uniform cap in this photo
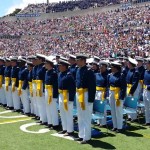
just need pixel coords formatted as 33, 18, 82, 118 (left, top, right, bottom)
111, 61, 122, 66
36, 54, 46, 59
135, 56, 144, 62
69, 54, 76, 59
99, 61, 109, 66
128, 57, 138, 65
26, 61, 33, 66
58, 59, 70, 66
27, 55, 37, 60
0, 57, 5, 61
10, 56, 18, 61
93, 56, 100, 62
45, 56, 53, 64
60, 57, 68, 61
76, 54, 88, 60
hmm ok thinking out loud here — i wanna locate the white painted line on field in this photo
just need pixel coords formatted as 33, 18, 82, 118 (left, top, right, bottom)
20, 122, 50, 134
51, 133, 74, 140
0, 110, 12, 114
0, 110, 27, 118
0, 118, 31, 125
0, 115, 27, 119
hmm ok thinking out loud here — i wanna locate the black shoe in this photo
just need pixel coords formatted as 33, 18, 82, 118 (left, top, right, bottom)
127, 118, 131, 121
47, 124, 52, 128
53, 125, 59, 130
40, 122, 47, 125
3, 104, 7, 107
37, 121, 42, 124
79, 140, 90, 144
9, 107, 14, 110
111, 128, 117, 132
143, 123, 150, 126
64, 132, 74, 136
35, 116, 40, 120
58, 130, 67, 134
16, 109, 22, 113
116, 129, 123, 133
74, 138, 83, 141
24, 113, 31, 116
99, 124, 107, 128
30, 114, 35, 117
131, 119, 136, 123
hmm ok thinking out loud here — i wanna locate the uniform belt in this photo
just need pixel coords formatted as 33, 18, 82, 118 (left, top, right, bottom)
5, 77, 10, 91
76, 88, 88, 110
36, 80, 43, 97
17, 80, 23, 96
59, 89, 68, 111
96, 86, 106, 101
110, 86, 120, 106
143, 85, 147, 89
0, 75, 3, 88
127, 84, 132, 95
139, 80, 143, 86
45, 85, 53, 104
11, 78, 16, 92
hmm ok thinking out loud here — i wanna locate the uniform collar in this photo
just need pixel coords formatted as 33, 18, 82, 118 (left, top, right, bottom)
112, 71, 120, 76
47, 69, 53, 72
71, 64, 76, 68
79, 65, 87, 70
101, 71, 107, 75
38, 63, 44, 67
61, 70, 68, 74
130, 68, 135, 72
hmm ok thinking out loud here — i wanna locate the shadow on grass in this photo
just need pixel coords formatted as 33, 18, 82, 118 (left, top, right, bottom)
121, 131, 143, 137
126, 123, 147, 131
88, 139, 116, 149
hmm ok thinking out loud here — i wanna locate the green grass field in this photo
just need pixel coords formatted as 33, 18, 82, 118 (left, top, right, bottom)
0, 107, 150, 150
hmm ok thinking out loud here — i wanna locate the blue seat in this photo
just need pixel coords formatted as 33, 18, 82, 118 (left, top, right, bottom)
123, 96, 140, 123
124, 96, 138, 109
92, 100, 108, 132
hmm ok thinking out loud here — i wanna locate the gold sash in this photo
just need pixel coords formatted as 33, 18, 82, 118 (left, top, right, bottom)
29, 82, 33, 97
0, 75, 3, 88
127, 84, 132, 95
5, 77, 10, 91
110, 86, 120, 107
45, 85, 53, 104
139, 80, 143, 86
11, 78, 16, 92
59, 89, 68, 111
96, 86, 106, 101
143, 85, 147, 89
36, 80, 43, 97
17, 80, 23, 96
76, 88, 88, 110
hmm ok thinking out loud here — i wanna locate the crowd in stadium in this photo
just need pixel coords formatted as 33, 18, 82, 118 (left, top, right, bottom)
19, 0, 121, 14
0, 4, 149, 58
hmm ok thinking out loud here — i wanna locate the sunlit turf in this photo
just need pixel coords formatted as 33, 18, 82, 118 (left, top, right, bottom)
0, 106, 150, 150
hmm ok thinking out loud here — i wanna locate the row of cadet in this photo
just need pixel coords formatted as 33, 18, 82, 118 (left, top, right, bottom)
0, 53, 150, 144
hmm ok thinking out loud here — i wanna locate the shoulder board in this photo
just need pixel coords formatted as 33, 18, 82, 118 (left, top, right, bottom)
52, 70, 56, 74
88, 68, 92, 71
67, 72, 71, 75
